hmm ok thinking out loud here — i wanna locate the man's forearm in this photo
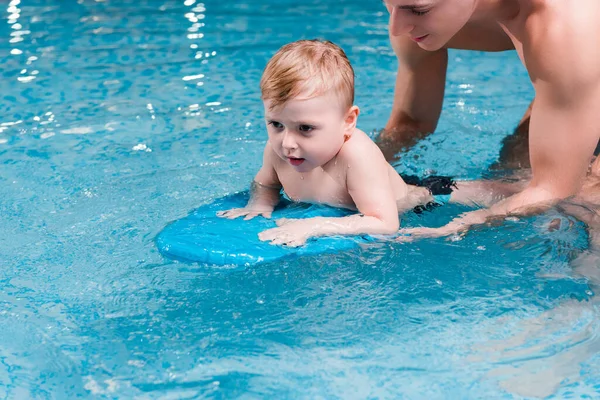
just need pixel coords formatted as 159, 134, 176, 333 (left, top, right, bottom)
399, 184, 566, 240
376, 124, 435, 160
384, 109, 438, 136
379, 123, 433, 145
487, 184, 560, 216
437, 185, 563, 235
378, 49, 446, 158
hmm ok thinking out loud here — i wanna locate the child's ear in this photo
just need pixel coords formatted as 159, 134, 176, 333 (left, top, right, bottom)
344, 105, 360, 132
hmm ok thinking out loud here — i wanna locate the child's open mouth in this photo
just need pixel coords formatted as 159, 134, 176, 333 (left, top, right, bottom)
288, 157, 305, 166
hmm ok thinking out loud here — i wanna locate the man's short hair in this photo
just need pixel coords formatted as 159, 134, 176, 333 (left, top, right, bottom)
260, 39, 355, 111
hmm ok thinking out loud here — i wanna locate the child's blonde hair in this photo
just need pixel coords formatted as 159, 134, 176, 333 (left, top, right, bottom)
260, 39, 355, 111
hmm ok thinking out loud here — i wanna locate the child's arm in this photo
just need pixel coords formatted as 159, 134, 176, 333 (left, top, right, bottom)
259, 143, 400, 246
217, 143, 282, 220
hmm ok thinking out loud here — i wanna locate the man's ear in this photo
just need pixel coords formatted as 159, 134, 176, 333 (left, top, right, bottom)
344, 105, 360, 133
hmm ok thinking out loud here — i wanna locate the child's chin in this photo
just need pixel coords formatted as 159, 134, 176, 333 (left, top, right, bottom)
292, 162, 314, 173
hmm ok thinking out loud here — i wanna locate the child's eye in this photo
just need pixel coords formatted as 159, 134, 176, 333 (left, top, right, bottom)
298, 124, 315, 133
268, 121, 284, 129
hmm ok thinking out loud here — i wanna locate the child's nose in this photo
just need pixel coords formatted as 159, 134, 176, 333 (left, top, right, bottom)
282, 132, 297, 149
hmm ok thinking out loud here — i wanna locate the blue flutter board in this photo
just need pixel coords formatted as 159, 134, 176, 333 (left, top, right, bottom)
156, 192, 372, 265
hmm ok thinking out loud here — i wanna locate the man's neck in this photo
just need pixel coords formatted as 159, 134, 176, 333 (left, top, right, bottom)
473, 0, 521, 22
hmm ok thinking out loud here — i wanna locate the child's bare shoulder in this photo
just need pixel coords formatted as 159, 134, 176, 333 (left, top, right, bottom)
338, 129, 387, 164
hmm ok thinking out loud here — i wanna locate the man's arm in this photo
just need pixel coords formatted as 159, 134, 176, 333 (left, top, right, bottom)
494, 6, 600, 210
378, 32, 448, 160
401, 101, 599, 240
492, 99, 534, 170
400, 11, 600, 239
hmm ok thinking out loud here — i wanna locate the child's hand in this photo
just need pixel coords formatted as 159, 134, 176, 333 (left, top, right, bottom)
258, 218, 313, 247
216, 207, 272, 220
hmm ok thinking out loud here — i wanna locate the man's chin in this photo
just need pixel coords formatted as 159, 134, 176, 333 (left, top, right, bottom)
417, 38, 444, 52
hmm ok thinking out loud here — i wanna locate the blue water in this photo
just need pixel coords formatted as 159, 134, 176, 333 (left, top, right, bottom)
2, 0, 600, 398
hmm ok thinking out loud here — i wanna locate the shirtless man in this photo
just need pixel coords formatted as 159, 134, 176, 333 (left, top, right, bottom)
382, 0, 600, 239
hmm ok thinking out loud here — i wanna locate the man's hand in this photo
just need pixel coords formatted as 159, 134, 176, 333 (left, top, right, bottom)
398, 208, 491, 241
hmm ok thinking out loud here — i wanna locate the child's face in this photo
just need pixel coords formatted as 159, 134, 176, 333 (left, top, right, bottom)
263, 92, 354, 173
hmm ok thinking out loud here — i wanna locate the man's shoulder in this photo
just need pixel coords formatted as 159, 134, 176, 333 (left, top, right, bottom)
516, 0, 600, 84
517, 0, 596, 26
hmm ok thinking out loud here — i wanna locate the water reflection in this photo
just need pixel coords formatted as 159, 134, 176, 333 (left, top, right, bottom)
7, 0, 36, 83
1, 0, 598, 398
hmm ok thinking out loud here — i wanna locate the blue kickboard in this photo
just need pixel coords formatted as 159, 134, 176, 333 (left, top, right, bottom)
156, 192, 373, 265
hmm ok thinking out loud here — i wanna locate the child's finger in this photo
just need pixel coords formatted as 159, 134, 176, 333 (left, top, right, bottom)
262, 211, 272, 219
258, 229, 278, 241
268, 231, 293, 246
218, 208, 243, 218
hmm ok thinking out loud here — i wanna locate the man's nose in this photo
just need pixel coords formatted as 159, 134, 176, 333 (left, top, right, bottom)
389, 7, 415, 37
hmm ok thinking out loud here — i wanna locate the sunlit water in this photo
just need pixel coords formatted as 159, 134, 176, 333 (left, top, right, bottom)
1, 0, 600, 398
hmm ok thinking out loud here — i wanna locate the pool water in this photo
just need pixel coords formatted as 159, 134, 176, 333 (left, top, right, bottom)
1, 0, 599, 398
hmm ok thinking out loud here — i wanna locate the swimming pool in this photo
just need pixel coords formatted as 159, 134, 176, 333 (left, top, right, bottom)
1, 0, 599, 397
